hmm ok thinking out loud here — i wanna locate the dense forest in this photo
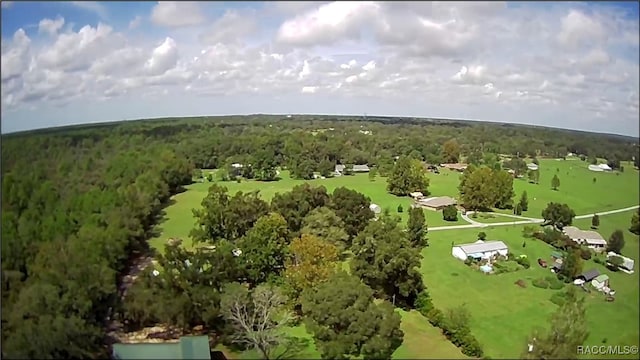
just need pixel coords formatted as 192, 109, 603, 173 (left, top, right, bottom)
1, 115, 638, 359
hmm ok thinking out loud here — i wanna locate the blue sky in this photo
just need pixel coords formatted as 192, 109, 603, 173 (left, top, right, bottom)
1, 1, 638, 136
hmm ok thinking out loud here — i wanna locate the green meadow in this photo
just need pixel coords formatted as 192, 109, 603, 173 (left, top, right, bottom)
498, 159, 640, 217
422, 210, 639, 359
150, 158, 639, 359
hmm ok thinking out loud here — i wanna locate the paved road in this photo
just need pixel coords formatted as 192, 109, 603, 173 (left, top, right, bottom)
430, 205, 639, 232
573, 205, 640, 219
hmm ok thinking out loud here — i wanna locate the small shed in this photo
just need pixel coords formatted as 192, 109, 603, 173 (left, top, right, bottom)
576, 268, 600, 282
591, 274, 610, 290
112, 336, 212, 360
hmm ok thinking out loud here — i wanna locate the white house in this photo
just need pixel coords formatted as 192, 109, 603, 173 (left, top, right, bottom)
588, 163, 612, 172
452, 240, 509, 261
607, 252, 635, 274
562, 226, 607, 252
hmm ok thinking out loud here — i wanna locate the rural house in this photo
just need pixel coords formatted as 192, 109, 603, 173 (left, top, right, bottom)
112, 336, 213, 360
607, 252, 635, 274
562, 226, 607, 252
416, 196, 457, 211
588, 164, 612, 172
451, 240, 509, 261
352, 164, 370, 172
440, 163, 468, 172
334, 164, 370, 175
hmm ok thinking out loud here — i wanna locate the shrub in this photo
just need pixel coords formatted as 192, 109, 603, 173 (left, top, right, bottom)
477, 232, 487, 241
426, 308, 444, 327
443, 205, 458, 221
550, 292, 567, 306
532, 278, 549, 289
522, 240, 526, 248
544, 275, 564, 289
549, 280, 564, 290
516, 256, 531, 269
464, 257, 474, 266
594, 257, 603, 264
580, 248, 592, 260
459, 333, 484, 358
415, 291, 434, 316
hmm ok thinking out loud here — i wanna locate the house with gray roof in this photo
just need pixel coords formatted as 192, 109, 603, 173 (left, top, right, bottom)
416, 196, 457, 211
452, 240, 509, 261
562, 226, 607, 252
334, 164, 370, 175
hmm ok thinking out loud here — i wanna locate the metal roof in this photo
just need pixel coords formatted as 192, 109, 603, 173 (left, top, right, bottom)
563, 226, 606, 244
455, 240, 508, 254
113, 336, 211, 360
418, 196, 457, 208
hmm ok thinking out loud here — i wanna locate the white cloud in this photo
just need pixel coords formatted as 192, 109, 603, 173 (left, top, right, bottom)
1, 2, 638, 136
151, 2, 205, 28
129, 16, 142, 30
38, 17, 65, 36
1, 29, 31, 82
37, 23, 125, 72
144, 37, 179, 76
301, 86, 318, 94
69, 1, 108, 19
199, 10, 257, 45
277, 1, 380, 46
557, 9, 606, 49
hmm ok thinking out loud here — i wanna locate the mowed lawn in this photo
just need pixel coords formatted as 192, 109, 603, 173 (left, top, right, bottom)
422, 210, 639, 359
495, 159, 639, 217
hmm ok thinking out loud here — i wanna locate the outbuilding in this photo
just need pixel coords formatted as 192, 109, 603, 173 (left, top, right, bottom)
452, 240, 509, 261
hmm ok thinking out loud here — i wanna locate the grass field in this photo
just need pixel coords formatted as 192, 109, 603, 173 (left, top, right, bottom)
149, 158, 639, 359
423, 210, 639, 359
496, 159, 639, 218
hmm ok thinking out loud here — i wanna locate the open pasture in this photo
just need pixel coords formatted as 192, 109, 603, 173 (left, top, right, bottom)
497, 159, 639, 218
422, 210, 639, 359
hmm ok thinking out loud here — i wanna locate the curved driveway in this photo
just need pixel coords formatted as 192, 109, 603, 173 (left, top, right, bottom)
430, 205, 640, 232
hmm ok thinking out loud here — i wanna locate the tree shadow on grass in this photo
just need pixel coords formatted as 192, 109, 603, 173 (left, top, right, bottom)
274, 337, 311, 360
